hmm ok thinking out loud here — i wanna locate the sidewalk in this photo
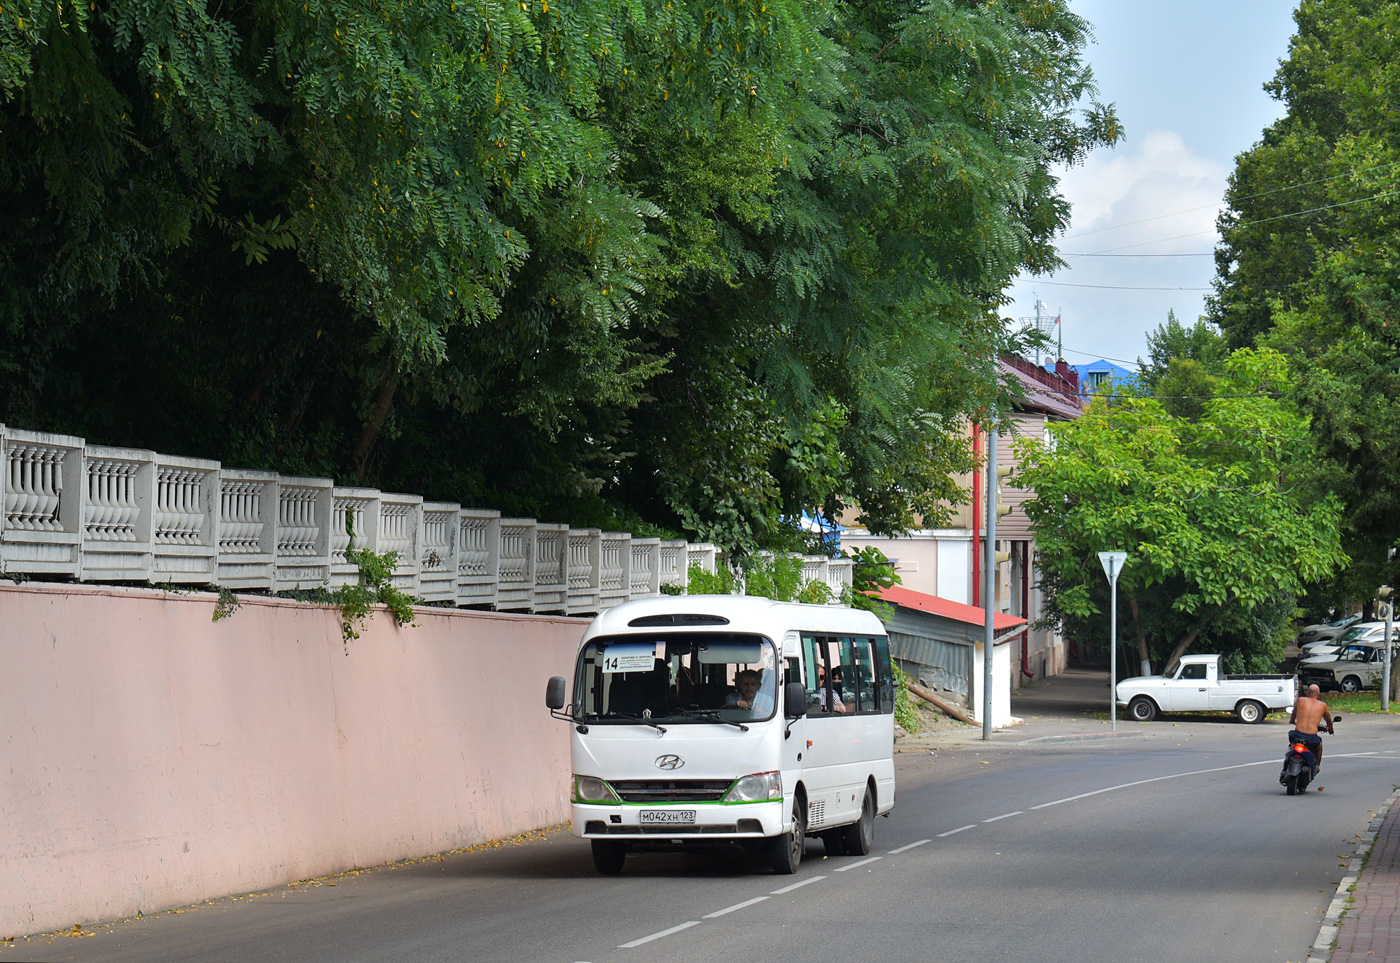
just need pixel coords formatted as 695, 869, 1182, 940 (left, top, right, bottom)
1313, 791, 1400, 963
897, 665, 1144, 749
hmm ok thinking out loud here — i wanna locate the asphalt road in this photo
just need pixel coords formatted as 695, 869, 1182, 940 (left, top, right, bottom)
9, 714, 1399, 963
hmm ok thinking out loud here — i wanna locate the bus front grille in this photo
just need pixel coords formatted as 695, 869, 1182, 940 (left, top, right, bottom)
609, 780, 732, 802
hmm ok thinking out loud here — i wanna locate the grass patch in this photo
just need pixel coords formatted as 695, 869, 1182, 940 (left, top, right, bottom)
1320, 692, 1400, 715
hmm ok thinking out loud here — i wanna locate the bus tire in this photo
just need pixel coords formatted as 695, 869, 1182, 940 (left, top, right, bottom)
820, 830, 848, 856
770, 796, 806, 874
841, 788, 875, 856
591, 839, 626, 875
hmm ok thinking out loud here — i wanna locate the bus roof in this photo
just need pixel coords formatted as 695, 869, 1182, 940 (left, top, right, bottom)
580, 595, 886, 644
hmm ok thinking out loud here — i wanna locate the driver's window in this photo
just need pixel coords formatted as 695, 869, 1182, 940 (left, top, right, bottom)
1181, 664, 1207, 680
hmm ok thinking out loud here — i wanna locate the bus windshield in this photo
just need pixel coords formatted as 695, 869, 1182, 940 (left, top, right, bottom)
574, 633, 782, 725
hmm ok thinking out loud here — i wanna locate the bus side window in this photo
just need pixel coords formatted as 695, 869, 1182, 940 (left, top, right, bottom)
851, 637, 878, 713
874, 637, 894, 714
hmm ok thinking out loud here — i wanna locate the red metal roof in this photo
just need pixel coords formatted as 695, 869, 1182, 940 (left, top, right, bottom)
877, 585, 1028, 632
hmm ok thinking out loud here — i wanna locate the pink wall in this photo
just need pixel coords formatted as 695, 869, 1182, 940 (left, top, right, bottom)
0, 583, 585, 936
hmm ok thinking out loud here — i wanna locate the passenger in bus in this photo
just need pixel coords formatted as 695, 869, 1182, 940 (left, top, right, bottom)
724, 668, 773, 714
816, 665, 849, 714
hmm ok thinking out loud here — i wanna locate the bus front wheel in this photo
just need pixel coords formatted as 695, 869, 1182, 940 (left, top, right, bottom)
770, 797, 806, 874
591, 839, 626, 875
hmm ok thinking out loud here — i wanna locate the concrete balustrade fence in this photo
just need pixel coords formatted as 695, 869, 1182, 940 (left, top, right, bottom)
0, 425, 854, 608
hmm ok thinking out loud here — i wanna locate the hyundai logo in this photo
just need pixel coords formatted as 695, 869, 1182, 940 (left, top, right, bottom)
655, 754, 685, 771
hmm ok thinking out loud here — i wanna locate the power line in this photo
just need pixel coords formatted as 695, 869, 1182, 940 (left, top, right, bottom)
1063, 253, 1214, 258
1031, 279, 1212, 291
1082, 188, 1400, 255
1060, 159, 1400, 242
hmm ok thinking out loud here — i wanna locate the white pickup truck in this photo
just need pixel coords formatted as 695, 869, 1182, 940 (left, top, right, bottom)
1116, 654, 1297, 724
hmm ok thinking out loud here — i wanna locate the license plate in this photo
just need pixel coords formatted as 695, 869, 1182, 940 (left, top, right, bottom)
640, 809, 696, 825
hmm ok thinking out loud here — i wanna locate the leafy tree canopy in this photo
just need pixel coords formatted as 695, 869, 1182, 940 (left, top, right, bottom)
1013, 348, 1347, 674
0, 0, 1118, 553
1209, 0, 1400, 602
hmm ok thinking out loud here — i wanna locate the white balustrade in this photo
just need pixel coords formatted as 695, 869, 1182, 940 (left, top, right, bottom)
378, 493, 422, 594
495, 517, 537, 611
273, 477, 333, 591
329, 487, 380, 589
80, 445, 155, 581
217, 470, 278, 589
418, 502, 459, 604
0, 423, 853, 608
152, 453, 220, 583
629, 537, 661, 600
598, 532, 631, 610
533, 523, 569, 614
687, 542, 718, 576
826, 557, 854, 597
456, 509, 501, 608
566, 528, 601, 615
659, 539, 687, 593
1, 427, 84, 577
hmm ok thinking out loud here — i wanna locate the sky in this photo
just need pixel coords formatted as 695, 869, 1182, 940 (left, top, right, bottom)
1003, 1, 1303, 371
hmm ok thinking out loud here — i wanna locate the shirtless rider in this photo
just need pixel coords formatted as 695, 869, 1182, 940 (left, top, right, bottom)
1288, 684, 1335, 776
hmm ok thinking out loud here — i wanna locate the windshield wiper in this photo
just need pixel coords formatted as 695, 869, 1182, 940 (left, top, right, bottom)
605, 712, 667, 733
673, 708, 749, 730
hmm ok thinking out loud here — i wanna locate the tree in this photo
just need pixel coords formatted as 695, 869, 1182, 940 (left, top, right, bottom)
0, 0, 1120, 553
1209, 0, 1400, 600
1014, 348, 1347, 674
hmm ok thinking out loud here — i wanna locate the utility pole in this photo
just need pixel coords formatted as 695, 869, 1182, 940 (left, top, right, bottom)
983, 426, 998, 741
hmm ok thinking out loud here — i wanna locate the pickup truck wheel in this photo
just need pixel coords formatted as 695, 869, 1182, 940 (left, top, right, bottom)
1236, 700, 1265, 724
1128, 696, 1158, 723
1341, 675, 1362, 694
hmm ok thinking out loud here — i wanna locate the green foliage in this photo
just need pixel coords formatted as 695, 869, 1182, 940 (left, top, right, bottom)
687, 562, 738, 597
1210, 0, 1400, 606
841, 545, 900, 623
890, 660, 920, 734
1014, 348, 1348, 672
0, 0, 1119, 553
212, 586, 242, 622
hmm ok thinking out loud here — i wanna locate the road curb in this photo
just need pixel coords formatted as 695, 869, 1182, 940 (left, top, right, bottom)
1015, 730, 1145, 745
1307, 789, 1399, 963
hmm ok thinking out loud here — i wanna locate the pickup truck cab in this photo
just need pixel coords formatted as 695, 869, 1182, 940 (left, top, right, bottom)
1116, 654, 1297, 724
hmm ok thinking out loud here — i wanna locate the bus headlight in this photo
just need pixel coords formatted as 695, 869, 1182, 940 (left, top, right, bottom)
722, 771, 782, 803
573, 774, 621, 804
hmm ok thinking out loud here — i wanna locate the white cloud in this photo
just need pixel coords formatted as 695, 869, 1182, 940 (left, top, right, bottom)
1006, 130, 1228, 367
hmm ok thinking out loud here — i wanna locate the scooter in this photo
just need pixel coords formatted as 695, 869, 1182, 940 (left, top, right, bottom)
1280, 716, 1339, 795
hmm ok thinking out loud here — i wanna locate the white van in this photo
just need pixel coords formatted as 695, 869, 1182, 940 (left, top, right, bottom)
545, 595, 896, 874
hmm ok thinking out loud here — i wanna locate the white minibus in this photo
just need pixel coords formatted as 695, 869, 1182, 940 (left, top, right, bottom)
544, 594, 896, 874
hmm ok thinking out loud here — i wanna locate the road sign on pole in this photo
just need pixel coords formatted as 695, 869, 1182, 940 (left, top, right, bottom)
1098, 552, 1128, 731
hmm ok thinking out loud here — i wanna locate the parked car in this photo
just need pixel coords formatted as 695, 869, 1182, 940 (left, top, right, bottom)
1116, 654, 1297, 723
1298, 643, 1398, 693
1299, 622, 1388, 661
1297, 613, 1363, 648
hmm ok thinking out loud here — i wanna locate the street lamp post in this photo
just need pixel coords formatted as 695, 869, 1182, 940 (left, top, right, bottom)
1098, 551, 1128, 731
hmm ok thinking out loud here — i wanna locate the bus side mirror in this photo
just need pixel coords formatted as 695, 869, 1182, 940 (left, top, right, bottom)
784, 682, 808, 719
545, 676, 567, 710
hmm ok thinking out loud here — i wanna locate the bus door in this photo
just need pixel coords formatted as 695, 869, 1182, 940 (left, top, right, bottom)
800, 634, 859, 831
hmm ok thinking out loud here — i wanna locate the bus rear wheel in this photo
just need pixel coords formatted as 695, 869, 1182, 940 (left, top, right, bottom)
841, 789, 875, 856
591, 839, 626, 875
769, 797, 805, 875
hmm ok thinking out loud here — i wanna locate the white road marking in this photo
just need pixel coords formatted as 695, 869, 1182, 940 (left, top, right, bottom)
833, 856, 882, 872
618, 920, 701, 949
888, 839, 932, 854
1030, 752, 1384, 811
770, 875, 826, 895
937, 824, 977, 837
983, 811, 1024, 823
703, 897, 769, 918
